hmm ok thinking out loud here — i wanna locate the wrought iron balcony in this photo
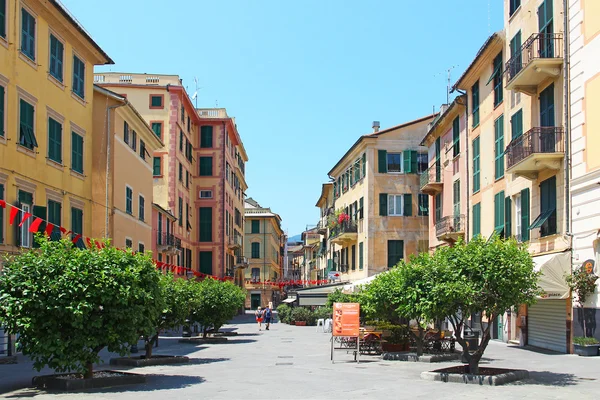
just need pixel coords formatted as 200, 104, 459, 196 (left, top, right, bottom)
227, 234, 243, 250
235, 255, 248, 267
420, 163, 443, 195
435, 215, 465, 243
156, 233, 181, 252
329, 221, 358, 245
505, 127, 564, 179
317, 220, 328, 234
504, 33, 563, 95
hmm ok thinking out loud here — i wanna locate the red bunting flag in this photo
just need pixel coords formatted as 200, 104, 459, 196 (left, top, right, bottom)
86, 237, 92, 248
60, 227, 67, 234
28, 218, 43, 233
0, 199, 6, 208
72, 234, 82, 244
45, 223, 55, 237
9, 207, 18, 225
19, 212, 32, 227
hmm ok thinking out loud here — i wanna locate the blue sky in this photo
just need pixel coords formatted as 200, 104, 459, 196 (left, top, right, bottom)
63, 0, 503, 237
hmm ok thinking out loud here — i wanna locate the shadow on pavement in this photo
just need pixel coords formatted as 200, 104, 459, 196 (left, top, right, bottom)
79, 374, 205, 394
187, 357, 230, 365
514, 371, 580, 386
221, 339, 257, 345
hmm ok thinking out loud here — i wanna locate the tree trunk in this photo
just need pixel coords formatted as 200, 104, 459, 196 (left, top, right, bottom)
416, 326, 425, 356
468, 354, 481, 375
84, 362, 93, 379
144, 336, 155, 359
203, 326, 208, 338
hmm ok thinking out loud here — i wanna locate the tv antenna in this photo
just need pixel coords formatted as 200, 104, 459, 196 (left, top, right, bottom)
434, 65, 458, 105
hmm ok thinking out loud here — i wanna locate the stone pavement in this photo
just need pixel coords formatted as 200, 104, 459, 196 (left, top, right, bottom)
1, 312, 600, 399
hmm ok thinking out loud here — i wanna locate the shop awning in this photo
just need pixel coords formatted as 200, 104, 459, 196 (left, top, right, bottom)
342, 273, 383, 294
282, 297, 296, 304
534, 252, 571, 300
529, 209, 555, 230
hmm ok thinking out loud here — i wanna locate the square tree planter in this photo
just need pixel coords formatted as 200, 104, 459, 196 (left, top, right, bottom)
110, 355, 189, 367
32, 371, 146, 391
573, 344, 600, 357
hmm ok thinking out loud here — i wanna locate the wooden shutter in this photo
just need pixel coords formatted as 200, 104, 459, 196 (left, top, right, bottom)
505, 196, 512, 238
472, 203, 481, 237
359, 197, 364, 219
362, 153, 366, 177
403, 194, 412, 216
378, 150, 387, 173
521, 188, 530, 241
13, 202, 21, 246
403, 150, 411, 173
198, 207, 212, 241
379, 193, 388, 216
411, 150, 418, 173
0, 184, 3, 243
32, 205, 46, 247
359, 242, 363, 270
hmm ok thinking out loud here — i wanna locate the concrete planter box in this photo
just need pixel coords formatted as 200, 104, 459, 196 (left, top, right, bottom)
573, 344, 600, 356
421, 365, 529, 386
32, 371, 145, 391
383, 351, 460, 363
212, 332, 238, 337
295, 321, 307, 326
178, 337, 228, 344
110, 355, 189, 367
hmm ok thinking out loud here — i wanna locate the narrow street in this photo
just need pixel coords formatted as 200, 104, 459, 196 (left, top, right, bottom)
2, 312, 600, 399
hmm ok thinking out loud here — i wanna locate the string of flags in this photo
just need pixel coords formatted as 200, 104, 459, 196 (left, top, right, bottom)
0, 200, 229, 282
244, 279, 330, 287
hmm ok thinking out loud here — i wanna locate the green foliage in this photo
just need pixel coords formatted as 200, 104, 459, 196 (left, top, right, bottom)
313, 306, 332, 321
276, 303, 291, 323
373, 322, 409, 345
573, 336, 600, 346
291, 307, 314, 324
566, 268, 598, 308
325, 289, 358, 309
189, 278, 245, 336
0, 237, 162, 376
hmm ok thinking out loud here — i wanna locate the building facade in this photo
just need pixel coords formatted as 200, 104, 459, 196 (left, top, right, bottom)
0, 0, 112, 260
326, 117, 433, 283
95, 73, 201, 275
569, 0, 600, 342
91, 86, 164, 252
152, 202, 179, 264
314, 183, 334, 280
244, 198, 284, 309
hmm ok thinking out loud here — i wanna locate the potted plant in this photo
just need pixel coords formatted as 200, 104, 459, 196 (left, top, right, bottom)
378, 323, 409, 352
573, 336, 600, 356
291, 307, 313, 326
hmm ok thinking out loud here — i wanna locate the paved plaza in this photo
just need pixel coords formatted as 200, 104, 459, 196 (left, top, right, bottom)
2, 312, 600, 399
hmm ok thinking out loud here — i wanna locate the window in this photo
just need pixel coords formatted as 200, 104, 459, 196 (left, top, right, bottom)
514, 195, 522, 241
179, 130, 183, 152
520, 188, 530, 241
472, 80, 480, 127
511, 109, 523, 140
124, 121, 129, 145
21, 8, 36, 61
185, 170, 189, 189
538, 176, 557, 237
138, 243, 145, 253
387, 152, 402, 173
199, 125, 214, 148
453, 180, 461, 218
48, 199, 61, 228
130, 130, 137, 151
198, 207, 212, 241
199, 156, 213, 176
72, 56, 85, 99
472, 136, 480, 193
505, 196, 512, 238
125, 238, 132, 248
387, 240, 403, 269
199, 251, 212, 275
19, 191, 32, 247
187, 116, 190, 132
49, 34, 63, 82
418, 194, 429, 216
179, 162, 183, 181
153, 156, 161, 176
509, 31, 522, 77
510, 0, 521, 16
19, 99, 37, 150
0, 0, 5, 39
151, 122, 162, 139
359, 242, 364, 270
435, 193, 442, 223
251, 267, 260, 281
71, 132, 83, 173
494, 191, 505, 237
0, 183, 3, 243
139, 140, 147, 160
492, 52, 503, 107
472, 202, 481, 237
417, 153, 428, 174
359, 197, 364, 219
139, 195, 145, 221
150, 95, 163, 108
186, 202, 190, 230
181, 104, 185, 123
452, 117, 460, 157
47, 117, 62, 163
252, 220, 260, 234
71, 207, 83, 245
251, 242, 260, 259
387, 194, 404, 216
0, 85, 4, 137
200, 190, 212, 198
494, 115, 504, 180
178, 197, 183, 226
538, 0, 554, 58
351, 245, 356, 271
362, 153, 366, 176
126, 187, 133, 214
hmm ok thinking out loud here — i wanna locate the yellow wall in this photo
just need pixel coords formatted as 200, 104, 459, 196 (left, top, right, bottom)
0, 0, 110, 254
583, 0, 600, 43
585, 76, 600, 172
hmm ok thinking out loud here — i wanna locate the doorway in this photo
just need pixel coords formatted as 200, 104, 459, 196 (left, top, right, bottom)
251, 293, 261, 310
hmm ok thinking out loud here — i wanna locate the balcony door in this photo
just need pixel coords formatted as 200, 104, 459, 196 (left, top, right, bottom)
435, 137, 441, 182
538, 0, 554, 57
539, 84, 556, 152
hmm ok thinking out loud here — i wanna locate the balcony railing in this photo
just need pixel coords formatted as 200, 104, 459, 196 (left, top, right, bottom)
435, 215, 465, 241
235, 255, 248, 266
156, 232, 181, 248
228, 234, 243, 249
506, 127, 564, 170
329, 221, 358, 241
420, 163, 443, 194
504, 33, 563, 93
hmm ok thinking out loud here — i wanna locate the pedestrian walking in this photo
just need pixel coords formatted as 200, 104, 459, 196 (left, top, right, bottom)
264, 305, 272, 330
255, 306, 264, 331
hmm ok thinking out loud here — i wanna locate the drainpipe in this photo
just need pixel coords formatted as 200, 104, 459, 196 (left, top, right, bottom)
104, 97, 127, 238
454, 91, 469, 242
563, 0, 571, 238
222, 121, 227, 278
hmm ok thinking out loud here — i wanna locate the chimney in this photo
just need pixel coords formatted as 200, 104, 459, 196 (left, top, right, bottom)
372, 121, 380, 133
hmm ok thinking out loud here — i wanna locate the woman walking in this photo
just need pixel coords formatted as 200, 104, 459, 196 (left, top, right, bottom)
255, 306, 265, 331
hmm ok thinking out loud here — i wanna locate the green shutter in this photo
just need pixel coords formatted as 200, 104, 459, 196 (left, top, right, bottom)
0, 85, 4, 137
18, 190, 32, 205
32, 205, 46, 233
403, 194, 412, 216
251, 242, 260, 258
378, 150, 387, 173
403, 150, 411, 173
472, 203, 481, 237
473, 137, 480, 193
0, 0, 5, 39
379, 193, 388, 216
411, 150, 418, 173
359, 242, 363, 270
494, 115, 505, 180
359, 197, 364, 219
511, 110, 523, 140
48, 118, 62, 163
0, 184, 3, 243
505, 196, 512, 238
521, 188, 530, 241
452, 117, 460, 157
251, 220, 260, 233
153, 157, 161, 176
199, 207, 212, 242
199, 251, 213, 274
151, 122, 162, 139
494, 191, 505, 235
362, 153, 366, 176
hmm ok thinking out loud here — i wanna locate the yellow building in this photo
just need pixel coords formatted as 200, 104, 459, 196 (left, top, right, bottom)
0, 0, 112, 259
314, 183, 334, 280
326, 117, 433, 282
91, 85, 164, 251
244, 198, 284, 309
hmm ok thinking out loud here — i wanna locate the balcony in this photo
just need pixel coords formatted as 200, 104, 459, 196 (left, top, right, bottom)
305, 232, 320, 245
156, 233, 181, 254
504, 33, 563, 95
227, 234, 243, 250
420, 164, 443, 195
505, 127, 564, 180
435, 215, 465, 243
329, 221, 358, 245
317, 220, 328, 234
197, 108, 228, 118
235, 255, 248, 267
